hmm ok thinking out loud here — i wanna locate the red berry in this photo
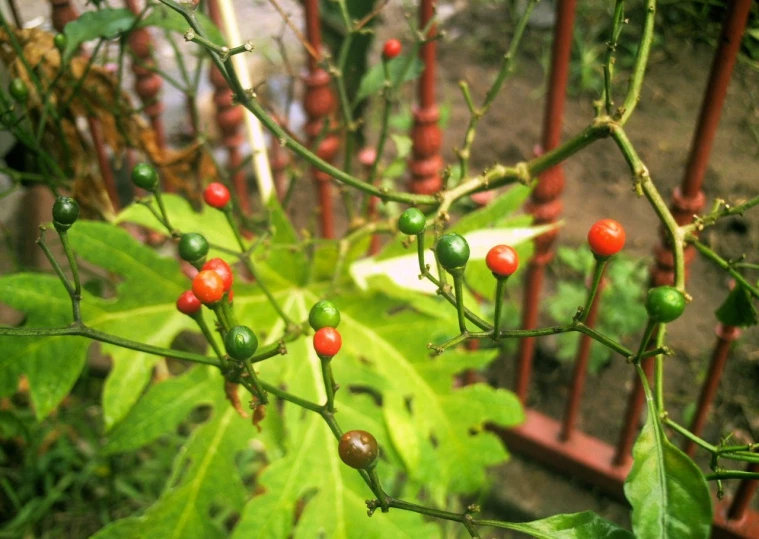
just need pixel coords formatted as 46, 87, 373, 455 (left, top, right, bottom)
202, 258, 234, 292
176, 290, 202, 315
382, 39, 402, 60
192, 270, 225, 304
485, 245, 519, 277
203, 182, 231, 209
313, 327, 342, 357
587, 219, 626, 257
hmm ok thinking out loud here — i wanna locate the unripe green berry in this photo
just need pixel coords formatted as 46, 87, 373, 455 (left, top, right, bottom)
224, 325, 259, 360
52, 196, 79, 232
398, 208, 426, 235
131, 163, 159, 191
178, 233, 209, 266
435, 233, 470, 271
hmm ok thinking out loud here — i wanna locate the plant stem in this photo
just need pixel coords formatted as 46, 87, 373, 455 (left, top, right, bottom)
618, 0, 656, 125
58, 230, 82, 321
492, 277, 506, 340
654, 324, 666, 413
320, 356, 336, 413
242, 357, 268, 404
450, 269, 468, 333
580, 256, 608, 323
0, 324, 221, 367
690, 239, 759, 300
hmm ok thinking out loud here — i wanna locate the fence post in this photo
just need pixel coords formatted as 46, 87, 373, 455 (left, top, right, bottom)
207, 0, 249, 213
684, 323, 740, 456
560, 277, 606, 441
614, 0, 753, 467
303, 0, 339, 238
515, 0, 576, 403
409, 0, 442, 196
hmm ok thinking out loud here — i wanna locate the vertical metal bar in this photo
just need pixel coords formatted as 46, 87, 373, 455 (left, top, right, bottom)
684, 323, 740, 456
727, 463, 759, 522
303, 0, 338, 237
207, 0, 249, 212
515, 0, 576, 403
681, 0, 753, 200
409, 0, 442, 195
616, 0, 751, 465
358, 147, 381, 255
560, 277, 606, 442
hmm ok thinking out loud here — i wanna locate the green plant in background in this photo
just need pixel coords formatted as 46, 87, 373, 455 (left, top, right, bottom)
547, 245, 648, 373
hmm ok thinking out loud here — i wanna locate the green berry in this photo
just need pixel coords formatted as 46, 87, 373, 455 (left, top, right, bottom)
9, 78, 28, 104
435, 233, 470, 271
131, 163, 159, 191
53, 33, 67, 53
178, 233, 209, 265
52, 196, 79, 231
645, 286, 686, 323
224, 325, 259, 360
398, 208, 426, 235
309, 300, 341, 331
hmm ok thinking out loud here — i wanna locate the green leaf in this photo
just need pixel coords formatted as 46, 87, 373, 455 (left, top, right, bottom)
63, 8, 136, 61
103, 367, 216, 454
116, 195, 243, 265
66, 222, 197, 428
95, 376, 250, 539
356, 54, 424, 101
0, 274, 89, 419
715, 283, 758, 327
624, 379, 712, 538
140, 5, 224, 46
495, 511, 634, 538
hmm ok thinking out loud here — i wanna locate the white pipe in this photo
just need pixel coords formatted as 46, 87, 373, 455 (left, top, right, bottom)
216, 0, 274, 203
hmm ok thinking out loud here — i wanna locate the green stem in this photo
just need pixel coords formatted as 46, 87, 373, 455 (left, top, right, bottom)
618, 0, 656, 125
492, 277, 507, 340
690, 239, 759, 300
58, 230, 82, 321
580, 257, 608, 323
153, 189, 175, 234
612, 126, 684, 291
320, 356, 336, 413
706, 471, 759, 481
365, 466, 389, 512
259, 380, 322, 413
250, 341, 286, 364
450, 269, 468, 333
0, 324, 221, 367
602, 0, 626, 115
663, 417, 718, 452
634, 318, 657, 364
654, 323, 666, 413
242, 357, 268, 404
194, 313, 225, 361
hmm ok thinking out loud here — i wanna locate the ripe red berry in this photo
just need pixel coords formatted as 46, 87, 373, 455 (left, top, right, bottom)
202, 258, 234, 292
203, 182, 231, 209
382, 39, 402, 60
485, 245, 519, 277
176, 290, 202, 316
192, 270, 225, 304
313, 327, 342, 358
587, 219, 626, 258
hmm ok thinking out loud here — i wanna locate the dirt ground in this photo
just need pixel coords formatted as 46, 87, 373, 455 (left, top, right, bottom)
2, 0, 759, 535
